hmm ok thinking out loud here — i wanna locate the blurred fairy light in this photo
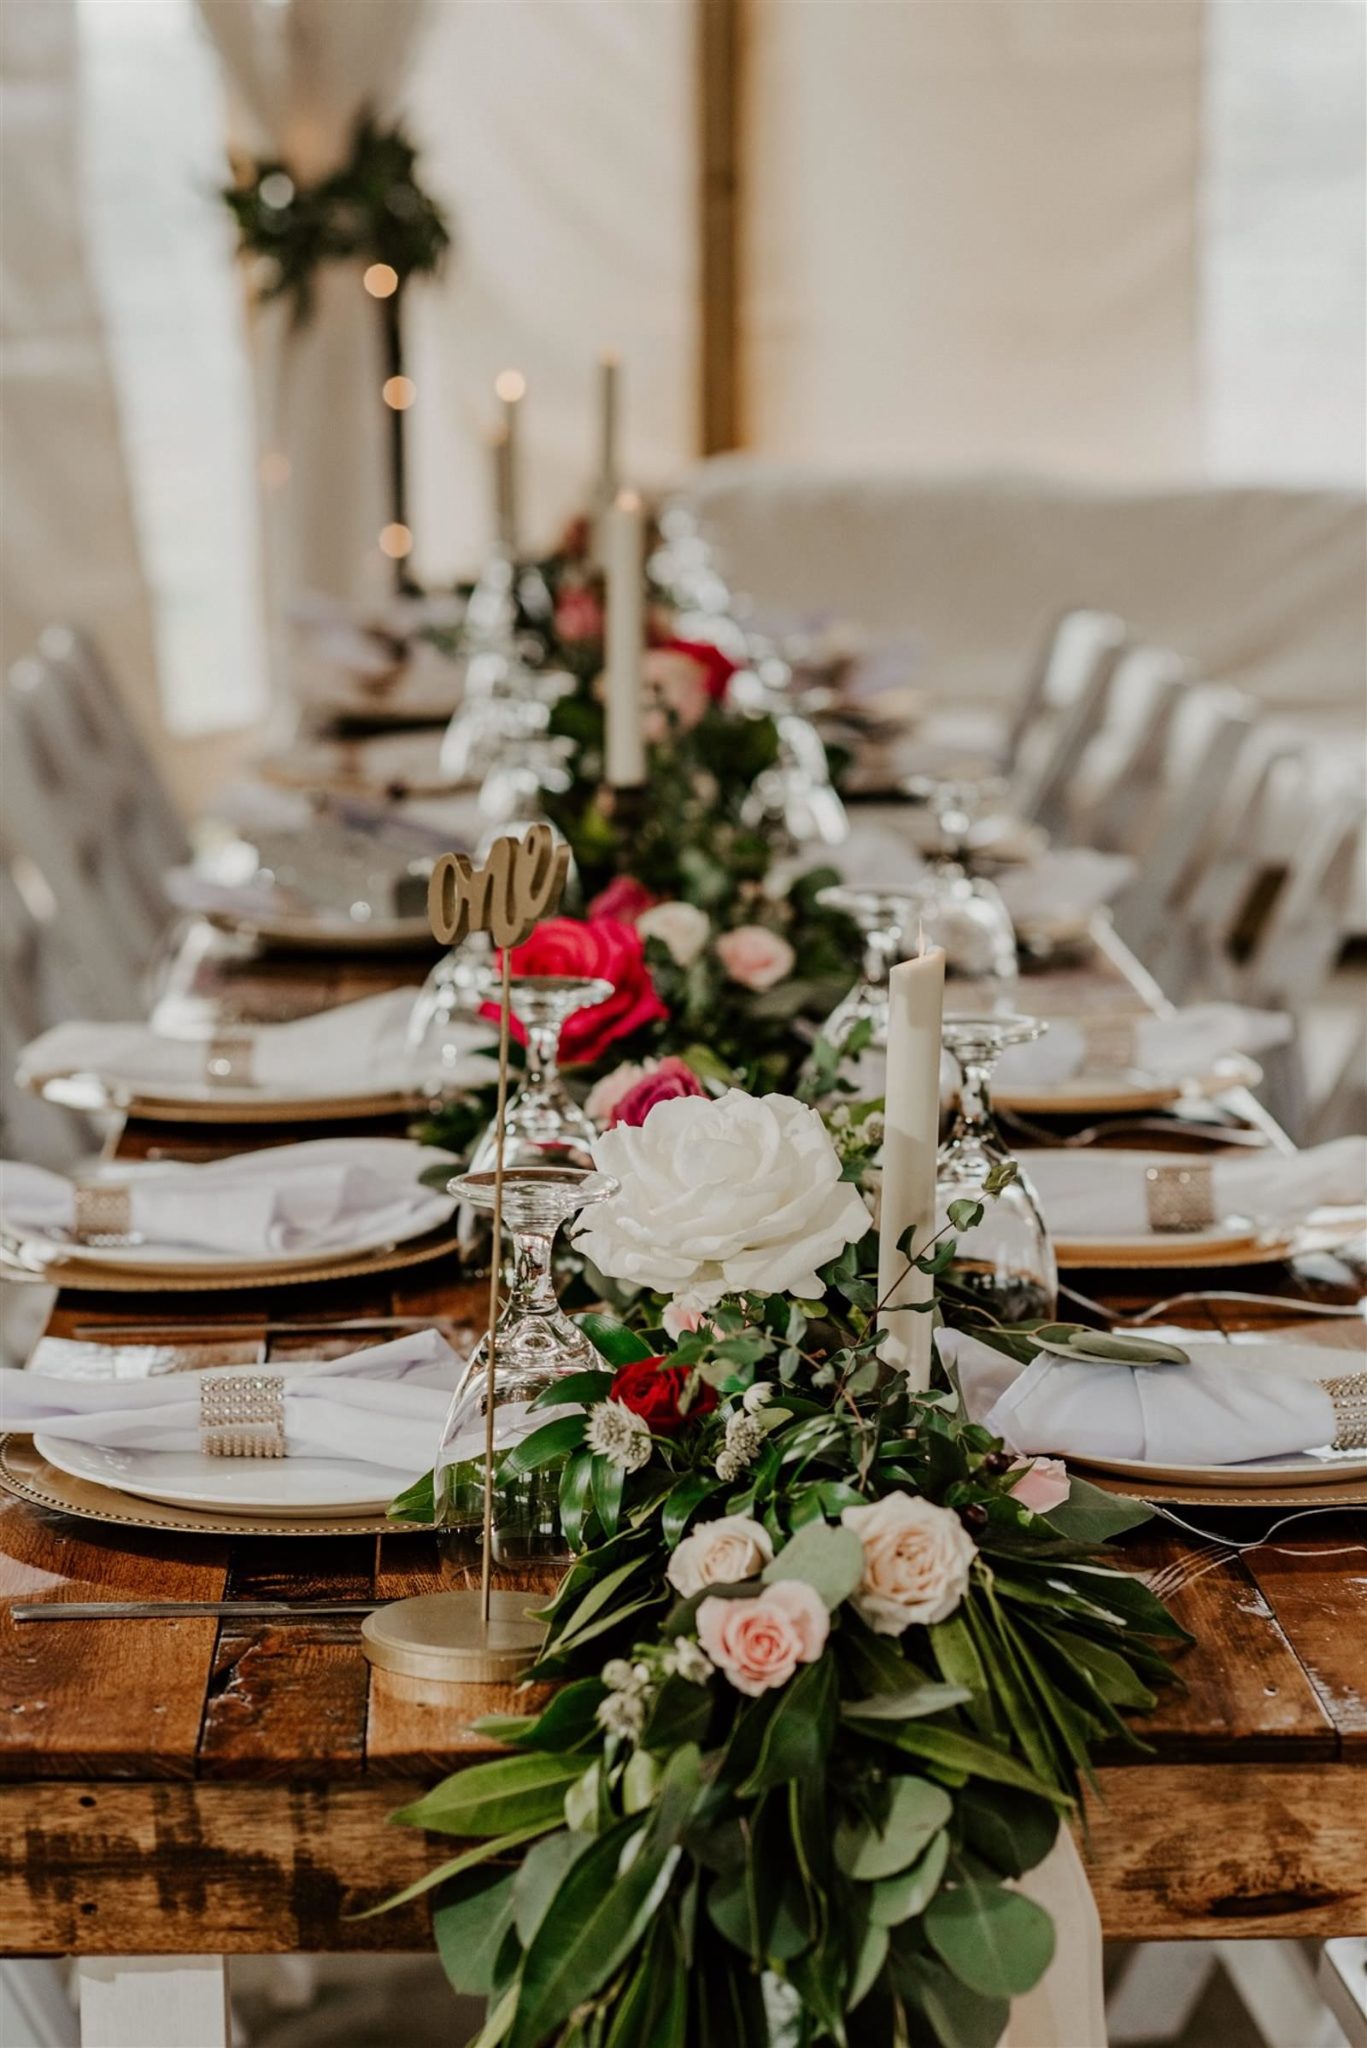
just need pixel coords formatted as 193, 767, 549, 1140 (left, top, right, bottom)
495, 369, 526, 403
258, 171, 294, 211
379, 522, 413, 559
364, 263, 399, 299
383, 376, 416, 411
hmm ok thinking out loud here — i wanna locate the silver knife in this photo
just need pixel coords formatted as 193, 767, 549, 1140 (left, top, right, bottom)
12, 1599, 385, 1623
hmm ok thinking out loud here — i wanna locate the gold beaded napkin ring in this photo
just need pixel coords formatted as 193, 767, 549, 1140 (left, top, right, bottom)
199, 1373, 287, 1458
1322, 1370, 1367, 1452
1143, 1162, 1215, 1234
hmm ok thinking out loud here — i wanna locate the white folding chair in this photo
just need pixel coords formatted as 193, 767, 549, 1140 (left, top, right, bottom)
0, 653, 176, 1009
1004, 606, 1128, 773
36, 626, 187, 874
1111, 687, 1260, 979
1063, 646, 1192, 854
1010, 630, 1134, 841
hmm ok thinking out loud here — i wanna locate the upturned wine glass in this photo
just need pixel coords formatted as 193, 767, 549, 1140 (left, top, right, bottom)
937, 1014, 1057, 1324
467, 974, 614, 1174
814, 884, 923, 1053
435, 1166, 618, 1559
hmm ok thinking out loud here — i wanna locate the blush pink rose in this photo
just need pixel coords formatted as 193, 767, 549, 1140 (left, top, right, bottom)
696, 1579, 829, 1697
1009, 1456, 1070, 1514
554, 584, 604, 644
588, 875, 658, 925
643, 648, 713, 735
715, 925, 796, 992
610, 1055, 706, 1130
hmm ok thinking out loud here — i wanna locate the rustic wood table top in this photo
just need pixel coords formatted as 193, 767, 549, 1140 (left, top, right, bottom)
3, 919, 1365, 1958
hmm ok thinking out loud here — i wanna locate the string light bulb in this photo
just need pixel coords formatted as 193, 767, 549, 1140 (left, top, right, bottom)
382, 376, 416, 411
364, 263, 399, 299
379, 523, 413, 560
495, 369, 526, 404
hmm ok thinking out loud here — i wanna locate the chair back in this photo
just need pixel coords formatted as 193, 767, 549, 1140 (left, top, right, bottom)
1010, 627, 1130, 838
1065, 647, 1192, 854
1005, 607, 1127, 777
0, 862, 101, 1172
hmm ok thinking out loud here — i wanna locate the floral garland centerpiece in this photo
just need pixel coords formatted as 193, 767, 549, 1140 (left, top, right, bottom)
378, 1090, 1189, 2046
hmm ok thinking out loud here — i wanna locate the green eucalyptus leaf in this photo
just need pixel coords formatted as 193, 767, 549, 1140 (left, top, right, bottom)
849, 1718, 1072, 1807
850, 1921, 890, 2009
762, 1521, 865, 1610
835, 1776, 953, 1880
924, 1877, 1056, 1997
958, 1783, 1060, 1881
903, 1956, 1009, 2048
868, 1829, 950, 1926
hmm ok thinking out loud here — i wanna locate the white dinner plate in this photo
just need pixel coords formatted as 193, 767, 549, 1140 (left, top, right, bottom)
34, 1433, 411, 1516
4, 1139, 456, 1275
1068, 1341, 1367, 1490
201, 905, 437, 955
257, 731, 457, 798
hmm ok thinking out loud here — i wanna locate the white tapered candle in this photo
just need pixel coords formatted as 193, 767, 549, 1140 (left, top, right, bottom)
876, 946, 946, 1388
494, 369, 525, 557
598, 352, 620, 495
604, 488, 646, 787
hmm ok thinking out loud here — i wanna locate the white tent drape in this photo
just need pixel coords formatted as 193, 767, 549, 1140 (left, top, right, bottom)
196, 0, 431, 610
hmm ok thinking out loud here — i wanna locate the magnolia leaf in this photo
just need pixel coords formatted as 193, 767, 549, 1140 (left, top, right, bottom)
762, 1521, 865, 1610
349, 1819, 550, 1918
502, 1415, 586, 1478
577, 1313, 657, 1366
839, 1682, 972, 1722
387, 1467, 435, 1524
1039, 1473, 1151, 1543
390, 1752, 588, 1838
512, 1830, 593, 1947
835, 1777, 953, 1880
432, 1865, 516, 1996
531, 1370, 614, 1411
924, 1878, 1056, 1997
472, 1679, 606, 1754
662, 1471, 723, 1548
591, 1453, 625, 1539
869, 1829, 950, 1926
738, 1654, 836, 1797
850, 1718, 1072, 1807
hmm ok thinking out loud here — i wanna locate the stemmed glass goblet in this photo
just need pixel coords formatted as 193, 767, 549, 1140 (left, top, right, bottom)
467, 974, 613, 1174
435, 1166, 618, 1558
900, 772, 1019, 991
937, 1014, 1057, 1325
814, 884, 923, 1053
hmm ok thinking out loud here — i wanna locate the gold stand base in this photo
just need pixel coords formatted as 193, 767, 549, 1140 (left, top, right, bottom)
361, 1590, 544, 1684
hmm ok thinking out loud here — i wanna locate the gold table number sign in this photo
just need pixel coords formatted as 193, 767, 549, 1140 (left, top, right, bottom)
363, 825, 569, 1685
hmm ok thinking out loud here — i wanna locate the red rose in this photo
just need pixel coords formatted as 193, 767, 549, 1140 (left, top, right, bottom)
609, 1356, 717, 1435
609, 1056, 707, 1129
652, 635, 739, 704
483, 915, 667, 1066
587, 875, 658, 925
554, 583, 604, 645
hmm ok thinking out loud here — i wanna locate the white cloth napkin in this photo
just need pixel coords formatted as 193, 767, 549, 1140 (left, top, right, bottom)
940, 1329, 1338, 1467
0, 1139, 455, 1261
997, 848, 1136, 926
1020, 1137, 1367, 1238
18, 990, 496, 1100
995, 1001, 1291, 1089
0, 1331, 460, 1475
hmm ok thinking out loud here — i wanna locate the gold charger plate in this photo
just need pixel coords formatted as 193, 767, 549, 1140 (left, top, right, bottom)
35, 1071, 424, 1125
1082, 1464, 1367, 1509
1055, 1229, 1297, 1271
0, 1435, 424, 1538
995, 1054, 1262, 1118
0, 1218, 465, 1293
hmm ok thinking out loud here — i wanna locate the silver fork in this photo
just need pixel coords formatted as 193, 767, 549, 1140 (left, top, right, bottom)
999, 1109, 1269, 1150
1058, 1283, 1365, 1329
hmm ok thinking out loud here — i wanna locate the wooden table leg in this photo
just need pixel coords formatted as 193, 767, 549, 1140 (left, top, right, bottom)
76, 1958, 229, 2048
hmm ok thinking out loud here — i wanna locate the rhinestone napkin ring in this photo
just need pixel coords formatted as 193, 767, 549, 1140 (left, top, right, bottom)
1143, 1162, 1215, 1234
204, 1035, 254, 1085
1323, 1371, 1367, 1452
72, 1184, 132, 1242
199, 1373, 286, 1458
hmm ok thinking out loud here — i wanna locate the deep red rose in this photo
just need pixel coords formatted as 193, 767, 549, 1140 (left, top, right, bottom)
609, 1355, 717, 1435
651, 635, 739, 704
609, 1056, 707, 1129
587, 875, 658, 925
483, 915, 667, 1066
554, 583, 604, 645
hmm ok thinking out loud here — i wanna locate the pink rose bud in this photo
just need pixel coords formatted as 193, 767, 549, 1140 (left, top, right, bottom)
715, 925, 797, 992
1009, 1456, 1071, 1514
609, 1055, 707, 1130
695, 1579, 829, 1696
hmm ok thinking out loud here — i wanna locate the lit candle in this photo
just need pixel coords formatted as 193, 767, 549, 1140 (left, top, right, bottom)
603, 488, 646, 788
876, 945, 946, 1389
494, 369, 525, 557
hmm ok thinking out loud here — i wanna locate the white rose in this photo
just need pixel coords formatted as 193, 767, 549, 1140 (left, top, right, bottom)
638, 900, 711, 968
715, 925, 796, 992
576, 1089, 870, 1308
841, 1492, 977, 1634
666, 1514, 774, 1597
585, 1061, 647, 1127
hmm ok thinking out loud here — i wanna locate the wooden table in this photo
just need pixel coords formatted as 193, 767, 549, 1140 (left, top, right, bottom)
3, 923, 1365, 2044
